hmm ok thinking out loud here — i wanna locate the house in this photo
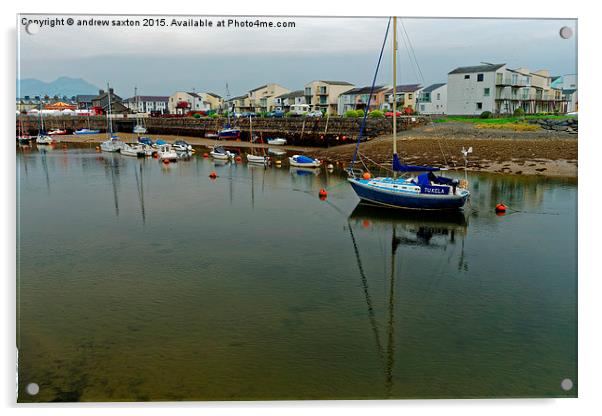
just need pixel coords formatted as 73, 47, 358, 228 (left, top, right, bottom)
124, 96, 169, 114
303, 81, 354, 115
168, 91, 211, 114
91, 89, 130, 114
247, 83, 291, 112
274, 90, 305, 112
198, 92, 223, 111
383, 84, 422, 111
75, 95, 96, 110
416, 83, 447, 114
225, 94, 251, 113
447, 63, 567, 115
337, 85, 390, 115
551, 74, 578, 113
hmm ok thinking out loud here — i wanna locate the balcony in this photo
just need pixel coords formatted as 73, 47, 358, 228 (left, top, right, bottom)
495, 77, 529, 87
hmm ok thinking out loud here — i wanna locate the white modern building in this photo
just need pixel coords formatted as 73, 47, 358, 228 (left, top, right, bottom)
417, 83, 447, 114
124, 95, 169, 114
168, 91, 211, 114
447, 63, 567, 115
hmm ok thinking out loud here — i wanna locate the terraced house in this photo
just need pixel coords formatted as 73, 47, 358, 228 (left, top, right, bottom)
447, 63, 568, 115
304, 80, 354, 115
416, 83, 447, 114
383, 84, 423, 111
337, 85, 389, 115
247, 83, 291, 113
274, 90, 305, 112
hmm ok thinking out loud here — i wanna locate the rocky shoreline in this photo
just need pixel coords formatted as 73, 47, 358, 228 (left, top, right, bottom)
310, 122, 578, 177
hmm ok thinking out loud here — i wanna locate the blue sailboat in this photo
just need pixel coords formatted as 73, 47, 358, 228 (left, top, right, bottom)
347, 17, 469, 210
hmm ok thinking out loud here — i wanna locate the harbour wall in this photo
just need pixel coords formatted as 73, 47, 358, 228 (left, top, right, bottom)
17, 115, 429, 147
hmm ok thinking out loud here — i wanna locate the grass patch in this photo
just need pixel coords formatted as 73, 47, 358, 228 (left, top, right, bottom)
474, 123, 540, 131
435, 115, 573, 124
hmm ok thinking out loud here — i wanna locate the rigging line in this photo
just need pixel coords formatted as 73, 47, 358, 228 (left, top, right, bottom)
351, 17, 391, 170
348, 221, 386, 364
397, 23, 420, 84
400, 20, 425, 85
437, 138, 449, 166
359, 151, 395, 174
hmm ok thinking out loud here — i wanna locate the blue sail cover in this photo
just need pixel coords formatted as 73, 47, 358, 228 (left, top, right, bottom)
392, 153, 440, 172
295, 155, 316, 163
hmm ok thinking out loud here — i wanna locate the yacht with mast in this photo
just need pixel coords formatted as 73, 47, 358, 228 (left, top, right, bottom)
100, 83, 125, 153
347, 17, 469, 210
35, 104, 53, 145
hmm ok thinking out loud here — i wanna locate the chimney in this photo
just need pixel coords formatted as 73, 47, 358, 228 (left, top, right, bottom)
109, 88, 114, 94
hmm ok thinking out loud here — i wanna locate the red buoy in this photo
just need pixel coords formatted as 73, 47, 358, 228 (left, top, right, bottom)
235, 156, 242, 162
362, 172, 372, 180
495, 203, 507, 213
203, 152, 209, 158
209, 171, 217, 179
318, 189, 328, 199
152, 152, 159, 159
162, 159, 170, 165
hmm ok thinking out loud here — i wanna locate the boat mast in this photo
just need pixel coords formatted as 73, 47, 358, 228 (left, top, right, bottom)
392, 16, 398, 167
107, 82, 113, 138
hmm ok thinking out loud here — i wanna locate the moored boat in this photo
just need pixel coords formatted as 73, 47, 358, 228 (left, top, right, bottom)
120, 143, 146, 157
218, 127, 241, 140
48, 129, 67, 135
74, 128, 101, 135
267, 138, 287, 146
289, 154, 321, 168
210, 146, 234, 160
347, 17, 469, 210
173, 140, 193, 152
157, 144, 178, 161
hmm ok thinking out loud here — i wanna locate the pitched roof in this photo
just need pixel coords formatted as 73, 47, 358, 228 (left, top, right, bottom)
125, 95, 169, 103
186, 91, 201, 97
448, 63, 505, 74
275, 90, 304, 100
75, 94, 96, 102
249, 84, 268, 92
320, 80, 354, 86
206, 92, 222, 99
227, 94, 248, 101
387, 84, 422, 94
341, 85, 388, 95
420, 83, 446, 94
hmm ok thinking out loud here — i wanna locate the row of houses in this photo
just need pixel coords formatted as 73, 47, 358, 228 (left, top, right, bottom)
16, 64, 578, 117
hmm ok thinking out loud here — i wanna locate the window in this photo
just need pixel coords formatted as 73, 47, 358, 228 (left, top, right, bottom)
484, 88, 490, 97
436, 93, 440, 100
420, 104, 425, 111
408, 94, 413, 99
476, 102, 483, 110
464, 74, 470, 79
477, 74, 484, 82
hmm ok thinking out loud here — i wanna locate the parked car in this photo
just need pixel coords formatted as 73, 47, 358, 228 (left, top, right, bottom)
307, 111, 323, 118
241, 112, 257, 118
266, 110, 285, 118
385, 111, 402, 117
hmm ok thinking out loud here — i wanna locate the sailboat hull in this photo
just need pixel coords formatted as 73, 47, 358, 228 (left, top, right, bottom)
348, 178, 469, 210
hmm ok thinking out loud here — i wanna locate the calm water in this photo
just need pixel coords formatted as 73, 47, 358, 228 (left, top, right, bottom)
16, 144, 577, 402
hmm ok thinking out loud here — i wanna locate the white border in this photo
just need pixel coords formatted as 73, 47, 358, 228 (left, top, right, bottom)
3, 1, 599, 415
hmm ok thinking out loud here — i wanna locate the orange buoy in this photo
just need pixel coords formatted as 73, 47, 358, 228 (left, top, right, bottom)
235, 156, 242, 162
318, 189, 328, 199
162, 159, 170, 165
362, 219, 371, 229
203, 152, 209, 158
495, 203, 507, 213
363, 172, 372, 180
209, 171, 217, 179
95, 146, 101, 152
152, 152, 159, 159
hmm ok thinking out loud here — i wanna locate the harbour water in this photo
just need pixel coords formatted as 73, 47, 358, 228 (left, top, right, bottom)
17, 144, 577, 401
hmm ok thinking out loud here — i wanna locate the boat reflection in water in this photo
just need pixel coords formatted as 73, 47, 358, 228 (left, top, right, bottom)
346, 203, 469, 395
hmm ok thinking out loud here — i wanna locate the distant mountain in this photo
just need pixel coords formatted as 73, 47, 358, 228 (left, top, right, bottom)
17, 77, 100, 98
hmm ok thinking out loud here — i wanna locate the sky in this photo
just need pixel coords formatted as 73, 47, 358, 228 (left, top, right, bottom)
17, 15, 577, 98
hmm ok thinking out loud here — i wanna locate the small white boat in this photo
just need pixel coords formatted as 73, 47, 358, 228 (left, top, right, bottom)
133, 124, 147, 134
100, 138, 125, 153
205, 132, 218, 139
120, 143, 146, 157
289, 154, 321, 168
48, 129, 67, 136
36, 135, 53, 145
268, 147, 286, 156
157, 144, 178, 161
173, 140, 193, 152
210, 146, 234, 160
267, 138, 287, 146
246, 154, 269, 164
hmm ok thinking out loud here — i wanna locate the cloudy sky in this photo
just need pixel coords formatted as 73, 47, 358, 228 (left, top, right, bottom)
18, 15, 577, 97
